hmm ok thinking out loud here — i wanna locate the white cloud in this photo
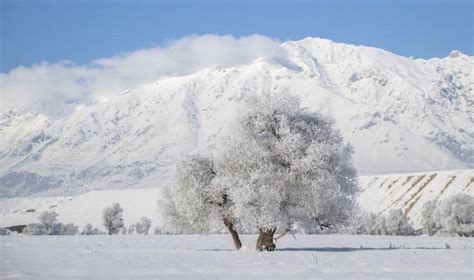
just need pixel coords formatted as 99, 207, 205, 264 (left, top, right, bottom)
0, 34, 284, 116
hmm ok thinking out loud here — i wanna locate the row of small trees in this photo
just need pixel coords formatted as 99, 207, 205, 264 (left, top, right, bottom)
345, 193, 474, 237
9, 193, 469, 238
346, 209, 417, 236
18, 203, 152, 236
23, 211, 79, 235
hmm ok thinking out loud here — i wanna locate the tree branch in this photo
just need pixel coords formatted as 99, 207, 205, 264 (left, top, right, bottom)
274, 228, 296, 242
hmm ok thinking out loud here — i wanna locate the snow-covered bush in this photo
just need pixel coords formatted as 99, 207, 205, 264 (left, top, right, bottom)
153, 226, 168, 234
432, 194, 474, 237
23, 223, 47, 235
24, 222, 79, 235
344, 211, 384, 235
120, 227, 127, 235
344, 209, 384, 235
23, 211, 79, 235
368, 213, 387, 235
102, 203, 124, 235
81, 224, 103, 235
0, 227, 10, 235
162, 94, 358, 251
385, 209, 415, 236
51, 223, 79, 235
136, 217, 152, 235
340, 207, 371, 235
128, 224, 136, 234
344, 208, 417, 236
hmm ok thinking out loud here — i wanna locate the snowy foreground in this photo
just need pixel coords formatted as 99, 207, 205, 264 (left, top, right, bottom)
1, 234, 472, 279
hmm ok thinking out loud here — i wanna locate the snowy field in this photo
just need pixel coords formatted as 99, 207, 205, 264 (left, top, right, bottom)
1, 169, 472, 231
1, 234, 472, 279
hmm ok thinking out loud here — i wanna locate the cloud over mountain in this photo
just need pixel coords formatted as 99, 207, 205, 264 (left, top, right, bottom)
1, 34, 283, 116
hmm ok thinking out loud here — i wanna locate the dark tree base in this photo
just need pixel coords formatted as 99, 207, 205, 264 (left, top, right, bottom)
256, 228, 276, 251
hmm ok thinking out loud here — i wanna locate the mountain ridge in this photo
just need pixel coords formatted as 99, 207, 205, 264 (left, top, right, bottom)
1, 37, 472, 197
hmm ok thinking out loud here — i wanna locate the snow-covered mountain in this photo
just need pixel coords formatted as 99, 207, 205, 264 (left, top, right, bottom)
1, 37, 473, 197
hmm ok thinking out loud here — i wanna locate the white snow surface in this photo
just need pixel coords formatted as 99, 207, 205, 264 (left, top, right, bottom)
0, 37, 473, 197
0, 169, 471, 230
1, 234, 472, 279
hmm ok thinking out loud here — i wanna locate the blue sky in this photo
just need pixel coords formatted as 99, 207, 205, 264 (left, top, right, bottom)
1, 0, 472, 72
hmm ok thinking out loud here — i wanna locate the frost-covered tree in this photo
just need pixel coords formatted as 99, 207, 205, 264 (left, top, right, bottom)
217, 94, 358, 250
103, 203, 124, 235
39, 211, 59, 234
81, 223, 103, 235
433, 194, 474, 237
161, 155, 242, 249
162, 94, 357, 250
136, 217, 152, 235
385, 209, 415, 236
421, 200, 439, 236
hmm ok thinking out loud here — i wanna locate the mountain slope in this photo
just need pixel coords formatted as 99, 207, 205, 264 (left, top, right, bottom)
0, 37, 472, 197
359, 169, 474, 227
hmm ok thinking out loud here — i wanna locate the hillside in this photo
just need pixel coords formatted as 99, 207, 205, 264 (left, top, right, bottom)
0, 37, 473, 197
359, 169, 473, 227
1, 169, 472, 230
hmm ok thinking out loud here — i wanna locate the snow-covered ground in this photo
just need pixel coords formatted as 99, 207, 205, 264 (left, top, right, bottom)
1, 234, 472, 279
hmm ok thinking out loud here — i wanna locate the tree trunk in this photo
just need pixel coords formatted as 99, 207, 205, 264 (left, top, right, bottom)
223, 218, 242, 250
256, 228, 276, 251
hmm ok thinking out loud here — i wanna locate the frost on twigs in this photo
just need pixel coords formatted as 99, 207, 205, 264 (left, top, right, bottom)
221, 93, 358, 235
